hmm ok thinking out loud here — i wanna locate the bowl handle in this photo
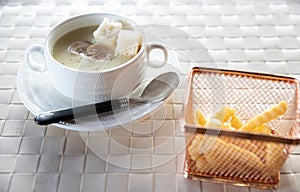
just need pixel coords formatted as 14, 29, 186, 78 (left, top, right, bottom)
25, 44, 47, 72
146, 44, 168, 68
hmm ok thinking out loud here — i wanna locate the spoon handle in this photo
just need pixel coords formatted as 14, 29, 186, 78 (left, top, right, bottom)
34, 98, 130, 125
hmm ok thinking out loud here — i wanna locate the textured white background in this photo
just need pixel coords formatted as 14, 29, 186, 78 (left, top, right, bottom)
0, 0, 300, 191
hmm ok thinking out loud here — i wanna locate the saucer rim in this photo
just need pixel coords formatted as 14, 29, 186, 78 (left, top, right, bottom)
16, 51, 179, 131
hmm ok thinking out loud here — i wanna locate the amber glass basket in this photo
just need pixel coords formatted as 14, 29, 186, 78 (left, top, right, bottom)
183, 67, 300, 189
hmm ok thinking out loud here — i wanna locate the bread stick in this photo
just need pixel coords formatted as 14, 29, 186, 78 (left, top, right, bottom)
222, 122, 236, 131
204, 118, 222, 129
189, 101, 288, 178
194, 108, 206, 126
195, 155, 215, 173
254, 125, 272, 135
212, 106, 235, 122
240, 101, 287, 132
188, 135, 205, 161
231, 114, 243, 129
202, 137, 265, 174
205, 119, 236, 131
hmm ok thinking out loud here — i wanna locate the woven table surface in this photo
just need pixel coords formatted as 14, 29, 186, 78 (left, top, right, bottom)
0, 0, 300, 191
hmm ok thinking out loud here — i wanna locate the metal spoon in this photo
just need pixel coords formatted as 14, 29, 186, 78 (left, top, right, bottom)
34, 72, 179, 125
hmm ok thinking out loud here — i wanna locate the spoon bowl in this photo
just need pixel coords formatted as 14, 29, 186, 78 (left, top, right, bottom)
140, 72, 179, 102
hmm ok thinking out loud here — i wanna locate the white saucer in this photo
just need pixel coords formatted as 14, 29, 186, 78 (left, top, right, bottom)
17, 49, 181, 131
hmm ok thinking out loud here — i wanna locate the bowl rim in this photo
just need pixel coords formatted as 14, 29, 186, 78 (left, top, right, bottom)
44, 12, 146, 74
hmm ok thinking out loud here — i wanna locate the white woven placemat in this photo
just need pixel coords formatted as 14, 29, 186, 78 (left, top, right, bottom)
0, 0, 300, 192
